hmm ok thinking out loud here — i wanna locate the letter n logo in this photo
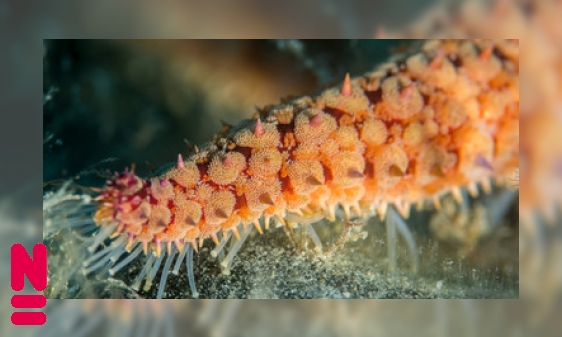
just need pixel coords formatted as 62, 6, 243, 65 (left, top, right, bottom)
11, 243, 48, 325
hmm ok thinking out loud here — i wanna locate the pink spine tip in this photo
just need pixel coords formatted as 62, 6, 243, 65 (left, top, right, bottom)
310, 113, 322, 127
341, 72, 352, 96
177, 153, 185, 169
480, 43, 494, 61
475, 154, 494, 171
223, 154, 232, 166
400, 83, 415, 100
127, 175, 137, 184
254, 118, 264, 137
160, 179, 168, 187
429, 49, 445, 69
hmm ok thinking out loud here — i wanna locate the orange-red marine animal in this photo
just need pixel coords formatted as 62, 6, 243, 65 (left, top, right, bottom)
86, 39, 519, 298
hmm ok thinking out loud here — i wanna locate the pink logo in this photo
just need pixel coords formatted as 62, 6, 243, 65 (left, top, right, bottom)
11, 243, 48, 325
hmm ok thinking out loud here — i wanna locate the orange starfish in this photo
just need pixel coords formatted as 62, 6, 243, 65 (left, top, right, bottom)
89, 39, 519, 297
